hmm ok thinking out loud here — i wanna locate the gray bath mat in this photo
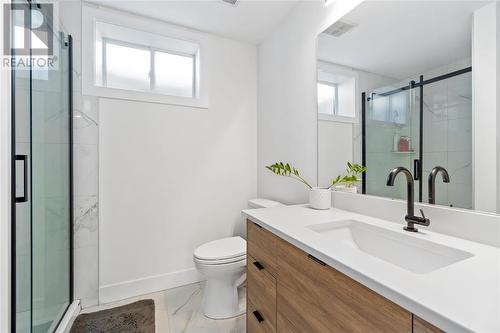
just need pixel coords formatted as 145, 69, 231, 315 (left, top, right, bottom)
70, 299, 155, 333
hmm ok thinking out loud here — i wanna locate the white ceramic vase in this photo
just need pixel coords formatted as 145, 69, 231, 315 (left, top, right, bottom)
309, 187, 331, 210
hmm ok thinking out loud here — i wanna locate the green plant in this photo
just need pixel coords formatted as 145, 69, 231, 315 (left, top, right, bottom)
330, 162, 367, 188
265, 162, 313, 189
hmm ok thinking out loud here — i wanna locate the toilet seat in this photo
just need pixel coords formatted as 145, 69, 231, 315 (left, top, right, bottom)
194, 236, 246, 265
194, 254, 246, 265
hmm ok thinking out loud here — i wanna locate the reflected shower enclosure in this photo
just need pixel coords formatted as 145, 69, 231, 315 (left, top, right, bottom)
362, 66, 472, 210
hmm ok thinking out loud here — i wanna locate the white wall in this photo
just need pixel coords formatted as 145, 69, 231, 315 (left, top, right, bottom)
317, 64, 396, 187
497, 2, 500, 213
473, 2, 499, 213
257, 0, 363, 204
317, 121, 352, 187
98, 27, 257, 302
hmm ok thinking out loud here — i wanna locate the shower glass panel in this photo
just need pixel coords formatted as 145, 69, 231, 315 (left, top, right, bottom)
31, 29, 71, 333
421, 72, 472, 208
12, 3, 32, 332
364, 87, 417, 200
363, 68, 472, 209
11, 2, 73, 332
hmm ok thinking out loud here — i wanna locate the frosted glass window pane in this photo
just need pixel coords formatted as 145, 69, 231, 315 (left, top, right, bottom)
371, 96, 389, 121
389, 93, 407, 124
317, 83, 336, 115
155, 51, 194, 98
105, 43, 150, 91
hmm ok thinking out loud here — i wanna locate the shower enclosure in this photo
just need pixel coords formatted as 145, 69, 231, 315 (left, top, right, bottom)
10, 2, 73, 332
362, 66, 472, 209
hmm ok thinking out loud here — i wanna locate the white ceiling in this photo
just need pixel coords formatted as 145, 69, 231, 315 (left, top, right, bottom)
88, 0, 300, 44
318, 1, 489, 80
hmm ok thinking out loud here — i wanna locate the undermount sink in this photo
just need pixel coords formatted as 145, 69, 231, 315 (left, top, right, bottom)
307, 220, 473, 274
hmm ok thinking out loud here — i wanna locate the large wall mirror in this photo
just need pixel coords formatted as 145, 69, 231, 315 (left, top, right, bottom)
317, 1, 500, 214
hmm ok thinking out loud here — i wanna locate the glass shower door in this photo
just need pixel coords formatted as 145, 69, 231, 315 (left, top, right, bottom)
12, 3, 32, 332
364, 85, 417, 200
31, 23, 72, 333
11, 2, 73, 332
420, 71, 473, 208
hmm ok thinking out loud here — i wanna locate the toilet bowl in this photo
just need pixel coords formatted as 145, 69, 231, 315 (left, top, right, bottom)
193, 198, 283, 319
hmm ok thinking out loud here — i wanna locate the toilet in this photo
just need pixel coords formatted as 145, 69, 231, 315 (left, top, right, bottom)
193, 198, 284, 319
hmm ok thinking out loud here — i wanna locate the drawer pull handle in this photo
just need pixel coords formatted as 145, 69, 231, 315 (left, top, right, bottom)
253, 310, 264, 323
253, 261, 264, 270
307, 254, 326, 266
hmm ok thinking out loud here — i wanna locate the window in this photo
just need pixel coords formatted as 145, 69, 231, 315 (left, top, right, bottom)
154, 51, 194, 97
104, 41, 151, 91
317, 82, 338, 116
317, 63, 357, 122
83, 6, 208, 107
101, 39, 196, 98
369, 92, 408, 125
89, 17, 202, 104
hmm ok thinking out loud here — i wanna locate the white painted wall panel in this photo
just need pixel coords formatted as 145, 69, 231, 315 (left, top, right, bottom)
99, 35, 257, 300
257, 0, 364, 204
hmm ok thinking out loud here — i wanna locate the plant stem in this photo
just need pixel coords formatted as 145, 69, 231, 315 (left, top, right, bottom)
286, 174, 312, 189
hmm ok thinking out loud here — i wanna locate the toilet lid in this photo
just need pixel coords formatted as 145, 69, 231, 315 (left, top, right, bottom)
194, 236, 246, 261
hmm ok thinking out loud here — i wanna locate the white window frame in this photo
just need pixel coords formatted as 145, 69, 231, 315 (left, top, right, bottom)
82, 4, 209, 108
101, 37, 197, 97
317, 61, 359, 124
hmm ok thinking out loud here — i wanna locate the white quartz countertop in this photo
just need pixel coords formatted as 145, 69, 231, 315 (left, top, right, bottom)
242, 205, 500, 333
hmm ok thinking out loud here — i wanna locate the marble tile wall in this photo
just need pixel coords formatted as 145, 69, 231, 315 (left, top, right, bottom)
59, 0, 99, 308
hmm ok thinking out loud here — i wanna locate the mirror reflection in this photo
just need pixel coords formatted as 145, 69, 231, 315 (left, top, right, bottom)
317, 1, 498, 213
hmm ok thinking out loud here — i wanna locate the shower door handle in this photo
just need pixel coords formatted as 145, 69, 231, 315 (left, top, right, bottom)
413, 159, 420, 181
15, 155, 28, 203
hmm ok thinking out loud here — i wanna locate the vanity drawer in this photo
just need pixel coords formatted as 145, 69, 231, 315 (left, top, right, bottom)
247, 220, 278, 276
248, 299, 276, 333
276, 238, 412, 333
247, 254, 276, 333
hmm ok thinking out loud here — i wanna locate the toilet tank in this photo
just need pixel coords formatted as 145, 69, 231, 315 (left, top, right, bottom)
247, 198, 284, 209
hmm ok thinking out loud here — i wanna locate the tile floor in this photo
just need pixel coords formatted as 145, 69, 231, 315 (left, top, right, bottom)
76, 282, 246, 333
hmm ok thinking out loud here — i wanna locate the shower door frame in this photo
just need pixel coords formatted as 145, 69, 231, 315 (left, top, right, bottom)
10, 1, 74, 330
361, 66, 472, 202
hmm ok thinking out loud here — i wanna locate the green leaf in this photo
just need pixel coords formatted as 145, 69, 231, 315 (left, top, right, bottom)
265, 161, 312, 188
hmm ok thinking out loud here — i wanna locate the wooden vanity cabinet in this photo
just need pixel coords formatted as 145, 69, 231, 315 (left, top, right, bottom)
276, 236, 412, 333
247, 219, 445, 333
247, 220, 278, 276
247, 221, 278, 332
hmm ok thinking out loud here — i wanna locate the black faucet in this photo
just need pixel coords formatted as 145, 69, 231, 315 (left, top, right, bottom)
428, 166, 450, 204
386, 166, 430, 232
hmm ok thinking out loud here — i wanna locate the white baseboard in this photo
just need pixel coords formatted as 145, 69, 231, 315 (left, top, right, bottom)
99, 268, 204, 304
55, 300, 81, 333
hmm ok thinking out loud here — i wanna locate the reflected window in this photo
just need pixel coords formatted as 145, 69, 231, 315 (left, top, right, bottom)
317, 64, 357, 120
317, 82, 337, 116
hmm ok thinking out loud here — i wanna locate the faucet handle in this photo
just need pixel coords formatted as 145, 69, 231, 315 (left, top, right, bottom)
419, 209, 430, 226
